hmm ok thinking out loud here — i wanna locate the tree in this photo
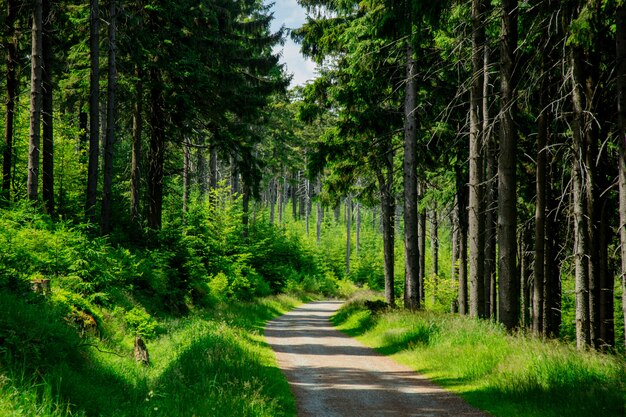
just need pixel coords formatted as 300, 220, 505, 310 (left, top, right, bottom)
469, 0, 486, 318
28, 0, 44, 201
86, 0, 99, 221
498, 0, 520, 330
3, 0, 18, 201
617, 1, 626, 348
101, 0, 117, 234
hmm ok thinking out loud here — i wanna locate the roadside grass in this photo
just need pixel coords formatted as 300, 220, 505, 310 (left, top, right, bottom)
332, 299, 626, 417
0, 290, 301, 417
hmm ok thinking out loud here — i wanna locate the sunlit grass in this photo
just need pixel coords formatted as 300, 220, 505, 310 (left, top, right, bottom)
0, 291, 300, 417
333, 300, 626, 417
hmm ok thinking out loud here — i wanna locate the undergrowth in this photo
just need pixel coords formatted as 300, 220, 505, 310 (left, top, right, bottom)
332, 298, 626, 417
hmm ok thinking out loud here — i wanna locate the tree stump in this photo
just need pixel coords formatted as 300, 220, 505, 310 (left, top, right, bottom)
31, 278, 50, 296
134, 335, 150, 366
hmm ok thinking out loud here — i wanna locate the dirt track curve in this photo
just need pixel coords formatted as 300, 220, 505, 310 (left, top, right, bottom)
265, 301, 490, 417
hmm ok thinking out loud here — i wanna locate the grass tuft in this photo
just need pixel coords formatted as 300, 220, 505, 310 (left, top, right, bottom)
333, 300, 626, 417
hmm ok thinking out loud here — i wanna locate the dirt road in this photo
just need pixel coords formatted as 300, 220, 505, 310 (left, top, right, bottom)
265, 301, 490, 417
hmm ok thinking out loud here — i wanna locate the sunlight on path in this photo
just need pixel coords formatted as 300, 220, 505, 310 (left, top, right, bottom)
265, 301, 489, 417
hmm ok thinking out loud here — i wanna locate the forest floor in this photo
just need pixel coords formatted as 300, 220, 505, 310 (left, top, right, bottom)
265, 301, 489, 417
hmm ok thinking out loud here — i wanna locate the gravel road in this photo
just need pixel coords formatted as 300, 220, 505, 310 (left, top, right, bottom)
265, 301, 490, 417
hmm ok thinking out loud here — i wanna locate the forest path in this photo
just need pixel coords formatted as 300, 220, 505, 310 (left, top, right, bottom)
265, 301, 490, 417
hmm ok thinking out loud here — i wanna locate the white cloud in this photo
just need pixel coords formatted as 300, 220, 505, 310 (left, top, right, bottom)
267, 0, 317, 87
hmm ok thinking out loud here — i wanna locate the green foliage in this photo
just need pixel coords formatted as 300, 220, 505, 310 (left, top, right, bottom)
121, 307, 158, 339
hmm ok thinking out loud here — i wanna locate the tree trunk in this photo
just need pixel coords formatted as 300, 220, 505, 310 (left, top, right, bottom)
101, 0, 116, 234
316, 201, 322, 243
418, 183, 426, 303
147, 69, 165, 230
431, 207, 438, 305
456, 164, 469, 315
469, 0, 486, 319
28, 0, 44, 202
533, 45, 549, 335
616, 2, 626, 349
130, 67, 142, 228
377, 162, 395, 307
544, 165, 561, 337
356, 202, 361, 255
269, 178, 276, 225
86, 0, 99, 220
346, 196, 352, 276
403, 43, 420, 310
182, 138, 190, 219
197, 137, 207, 201
571, 46, 591, 349
231, 157, 239, 196
2, 0, 17, 201
483, 40, 496, 319
451, 198, 459, 313
42, 0, 54, 215
498, 0, 520, 330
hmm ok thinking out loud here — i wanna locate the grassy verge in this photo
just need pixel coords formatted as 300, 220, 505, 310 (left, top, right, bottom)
332, 298, 626, 417
0, 291, 302, 417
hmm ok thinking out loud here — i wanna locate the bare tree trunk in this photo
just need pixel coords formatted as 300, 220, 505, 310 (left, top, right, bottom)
418, 183, 426, 303
209, 144, 218, 191
182, 138, 190, 219
544, 167, 561, 337
86, 0, 99, 220
469, 0, 486, 318
356, 202, 361, 255
377, 162, 395, 307
231, 157, 239, 196
403, 43, 420, 310
42, 0, 54, 214
101, 0, 116, 234
306, 178, 312, 236
533, 44, 549, 335
431, 207, 438, 305
571, 46, 591, 349
130, 67, 142, 228
456, 164, 469, 315
269, 178, 276, 225
2, 0, 17, 201
483, 40, 496, 319
498, 0, 520, 330
616, 2, 626, 349
346, 196, 352, 276
28, 0, 44, 202
451, 198, 459, 313
197, 137, 207, 201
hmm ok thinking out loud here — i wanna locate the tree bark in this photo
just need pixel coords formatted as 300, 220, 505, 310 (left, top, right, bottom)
431, 207, 438, 305
197, 137, 207, 201
456, 164, 469, 315
182, 138, 190, 219
469, 0, 486, 318
101, 0, 117, 234
498, 0, 520, 330
451, 198, 459, 313
2, 0, 17, 201
28, 0, 44, 202
571, 46, 591, 349
86, 0, 100, 221
346, 196, 352, 276
130, 67, 143, 228
616, 2, 626, 349
356, 202, 361, 255
418, 183, 426, 303
42, 0, 54, 215
403, 43, 420, 310
376, 161, 395, 307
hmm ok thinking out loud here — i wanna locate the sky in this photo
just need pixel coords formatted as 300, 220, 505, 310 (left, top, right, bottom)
266, 0, 317, 87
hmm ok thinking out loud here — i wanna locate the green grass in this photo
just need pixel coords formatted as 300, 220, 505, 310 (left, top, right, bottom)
332, 299, 626, 417
0, 290, 302, 417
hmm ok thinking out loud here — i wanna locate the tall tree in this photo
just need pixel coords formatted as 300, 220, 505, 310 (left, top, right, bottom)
101, 0, 117, 234
404, 42, 420, 310
28, 0, 44, 201
616, 1, 626, 348
498, 0, 520, 330
86, 0, 100, 221
469, 0, 486, 318
42, 0, 53, 214
2, 0, 18, 201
